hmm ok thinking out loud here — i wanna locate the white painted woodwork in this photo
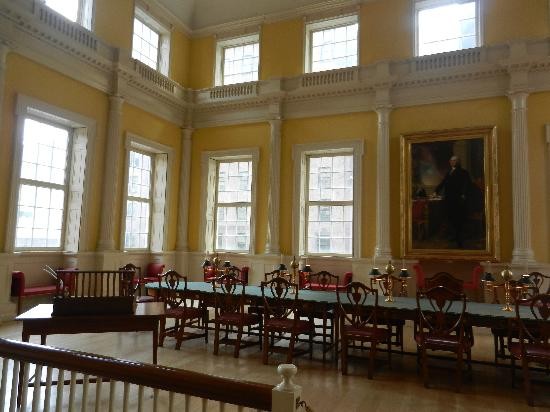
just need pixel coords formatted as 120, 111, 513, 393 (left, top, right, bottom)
176, 128, 193, 252
374, 105, 393, 261
97, 95, 124, 252
265, 119, 282, 255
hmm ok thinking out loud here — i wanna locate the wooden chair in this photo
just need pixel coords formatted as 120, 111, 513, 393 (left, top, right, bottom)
370, 274, 406, 353
264, 270, 292, 282
304, 271, 339, 362
144, 263, 165, 284
204, 265, 249, 285
119, 263, 155, 303
424, 272, 464, 292
260, 277, 314, 364
508, 293, 550, 406
212, 273, 262, 358
336, 281, 392, 379
158, 270, 208, 350
415, 286, 472, 391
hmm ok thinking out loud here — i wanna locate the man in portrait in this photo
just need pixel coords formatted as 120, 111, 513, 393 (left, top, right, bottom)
433, 155, 472, 248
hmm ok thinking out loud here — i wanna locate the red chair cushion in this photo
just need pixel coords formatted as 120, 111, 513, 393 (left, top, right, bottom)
509, 342, 550, 363
343, 325, 390, 340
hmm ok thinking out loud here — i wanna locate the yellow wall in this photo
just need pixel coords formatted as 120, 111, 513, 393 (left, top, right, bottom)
170, 29, 191, 87
526, 92, 550, 261
281, 113, 378, 256
189, 36, 215, 89
261, 19, 303, 80
188, 123, 270, 253
391, 97, 513, 260
1, 54, 109, 251
360, 0, 413, 65
484, 0, 550, 46
122, 104, 183, 251
93, 0, 134, 51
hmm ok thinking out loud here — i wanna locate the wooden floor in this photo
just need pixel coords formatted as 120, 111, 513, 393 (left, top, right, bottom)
1, 314, 549, 411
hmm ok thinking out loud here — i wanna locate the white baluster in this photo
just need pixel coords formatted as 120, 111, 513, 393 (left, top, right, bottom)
0, 358, 8, 408
82, 375, 90, 412
184, 394, 190, 411
168, 391, 175, 412
202, 397, 207, 412
94, 377, 103, 412
31, 364, 43, 411
68, 371, 77, 410
122, 382, 130, 412
272, 364, 301, 412
43, 367, 53, 412
108, 380, 116, 412
153, 388, 159, 412
8, 360, 19, 412
20, 362, 31, 411
55, 369, 64, 412
137, 385, 144, 412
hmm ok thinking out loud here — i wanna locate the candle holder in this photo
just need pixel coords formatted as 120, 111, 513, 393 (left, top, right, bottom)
384, 260, 395, 303
290, 256, 299, 294
223, 260, 232, 275
398, 268, 410, 297
369, 267, 381, 276
500, 266, 514, 312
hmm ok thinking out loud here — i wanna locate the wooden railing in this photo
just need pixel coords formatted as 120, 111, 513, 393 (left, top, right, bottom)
0, 338, 303, 411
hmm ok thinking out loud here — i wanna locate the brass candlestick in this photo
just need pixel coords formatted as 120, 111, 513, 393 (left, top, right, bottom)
385, 260, 395, 303
290, 256, 299, 294
500, 266, 514, 312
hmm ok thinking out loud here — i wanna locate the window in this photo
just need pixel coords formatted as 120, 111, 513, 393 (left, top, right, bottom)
122, 136, 171, 252
305, 15, 358, 73
8, 95, 94, 252
132, 8, 170, 75
416, 0, 480, 56
200, 149, 259, 254
215, 34, 260, 86
293, 141, 363, 257
44, 0, 93, 29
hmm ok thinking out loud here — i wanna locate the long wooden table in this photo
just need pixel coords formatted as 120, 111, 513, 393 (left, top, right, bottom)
16, 302, 165, 364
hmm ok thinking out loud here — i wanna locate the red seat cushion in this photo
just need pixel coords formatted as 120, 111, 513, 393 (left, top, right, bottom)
165, 306, 203, 319
218, 312, 260, 326
343, 325, 390, 341
509, 342, 550, 363
415, 333, 472, 351
265, 318, 311, 334
21, 285, 57, 296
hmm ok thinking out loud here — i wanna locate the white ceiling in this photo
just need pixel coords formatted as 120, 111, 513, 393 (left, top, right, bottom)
156, 0, 342, 31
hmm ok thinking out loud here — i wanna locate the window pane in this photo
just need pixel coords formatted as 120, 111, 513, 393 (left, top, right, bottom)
222, 42, 259, 85
132, 17, 160, 70
310, 22, 358, 72
308, 155, 353, 202
15, 185, 65, 248
307, 205, 353, 255
127, 151, 152, 200
216, 206, 251, 251
44, 0, 79, 22
217, 161, 252, 203
124, 199, 150, 249
418, 1, 477, 56
22, 118, 69, 185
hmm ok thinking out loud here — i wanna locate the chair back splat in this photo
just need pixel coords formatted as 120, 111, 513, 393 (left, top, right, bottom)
424, 271, 464, 293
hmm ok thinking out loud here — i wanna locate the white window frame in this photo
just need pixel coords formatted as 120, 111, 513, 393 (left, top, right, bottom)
200, 148, 259, 254
214, 33, 260, 87
414, 0, 482, 57
43, 0, 94, 30
304, 14, 359, 74
293, 140, 363, 258
121, 134, 173, 252
132, 6, 171, 75
6, 94, 96, 253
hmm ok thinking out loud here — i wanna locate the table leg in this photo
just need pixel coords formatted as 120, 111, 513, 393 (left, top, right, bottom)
153, 321, 158, 365
41, 335, 47, 345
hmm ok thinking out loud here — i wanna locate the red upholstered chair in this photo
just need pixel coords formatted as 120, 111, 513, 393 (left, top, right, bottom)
260, 277, 314, 364
508, 293, 550, 406
11, 271, 57, 315
415, 286, 472, 392
144, 263, 165, 283
463, 265, 483, 300
212, 273, 262, 358
158, 270, 208, 350
413, 263, 425, 289
336, 281, 392, 379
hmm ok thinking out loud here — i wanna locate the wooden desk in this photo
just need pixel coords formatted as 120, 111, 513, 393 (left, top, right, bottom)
16, 302, 164, 364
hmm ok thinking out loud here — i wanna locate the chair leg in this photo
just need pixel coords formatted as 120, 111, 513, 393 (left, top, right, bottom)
511, 356, 516, 388
322, 316, 327, 362
493, 334, 499, 365
175, 319, 185, 350
456, 349, 463, 393
287, 332, 297, 364
368, 343, 376, 380
213, 322, 220, 356
522, 358, 533, 406
262, 330, 269, 365
421, 347, 429, 388
159, 317, 167, 347
387, 339, 392, 369
234, 325, 243, 358
341, 336, 348, 375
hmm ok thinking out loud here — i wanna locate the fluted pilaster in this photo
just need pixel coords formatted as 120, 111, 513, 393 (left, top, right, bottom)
509, 91, 534, 263
374, 106, 393, 261
97, 95, 124, 251
176, 127, 193, 251
265, 119, 282, 254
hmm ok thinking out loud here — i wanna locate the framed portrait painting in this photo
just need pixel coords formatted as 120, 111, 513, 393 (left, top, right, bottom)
400, 126, 499, 260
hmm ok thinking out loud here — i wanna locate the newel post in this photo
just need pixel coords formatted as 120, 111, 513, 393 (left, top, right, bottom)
272, 364, 302, 412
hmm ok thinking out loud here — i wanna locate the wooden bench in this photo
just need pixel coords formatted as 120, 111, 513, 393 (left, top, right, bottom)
11, 271, 57, 315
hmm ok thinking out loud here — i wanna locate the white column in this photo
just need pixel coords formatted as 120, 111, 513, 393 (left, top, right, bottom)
265, 119, 282, 254
176, 127, 193, 251
374, 106, 393, 261
509, 91, 534, 263
0, 43, 9, 144
97, 95, 124, 251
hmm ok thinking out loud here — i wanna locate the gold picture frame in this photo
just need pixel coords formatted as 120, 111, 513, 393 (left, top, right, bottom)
400, 126, 499, 260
